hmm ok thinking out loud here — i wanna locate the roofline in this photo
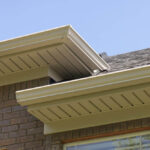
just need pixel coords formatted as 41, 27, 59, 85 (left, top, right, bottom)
0, 25, 70, 43
0, 25, 109, 70
0, 25, 69, 57
16, 64, 150, 106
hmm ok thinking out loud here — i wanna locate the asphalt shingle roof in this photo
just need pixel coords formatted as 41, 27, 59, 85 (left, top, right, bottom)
101, 48, 150, 72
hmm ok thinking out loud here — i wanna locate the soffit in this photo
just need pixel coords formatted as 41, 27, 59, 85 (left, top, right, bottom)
16, 65, 150, 134
0, 25, 109, 85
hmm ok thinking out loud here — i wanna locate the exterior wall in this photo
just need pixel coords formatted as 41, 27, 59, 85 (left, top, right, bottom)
0, 77, 50, 150
45, 118, 150, 150
0, 77, 150, 150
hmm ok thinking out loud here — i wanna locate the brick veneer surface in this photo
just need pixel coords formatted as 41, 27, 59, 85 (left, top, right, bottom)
0, 77, 50, 150
46, 117, 150, 150
0, 77, 150, 150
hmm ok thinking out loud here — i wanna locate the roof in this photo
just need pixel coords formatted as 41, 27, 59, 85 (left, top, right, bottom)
103, 48, 150, 72
0, 25, 109, 86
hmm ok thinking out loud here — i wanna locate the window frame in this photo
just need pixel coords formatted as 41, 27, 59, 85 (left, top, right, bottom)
63, 130, 150, 150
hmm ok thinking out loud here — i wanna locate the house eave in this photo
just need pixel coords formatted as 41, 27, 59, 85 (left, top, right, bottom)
0, 25, 109, 86
16, 65, 150, 134
16, 65, 150, 106
0, 25, 69, 57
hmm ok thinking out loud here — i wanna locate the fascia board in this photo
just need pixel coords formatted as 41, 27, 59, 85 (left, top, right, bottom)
0, 25, 109, 72
65, 27, 110, 70
16, 65, 150, 106
0, 66, 52, 86
0, 25, 69, 57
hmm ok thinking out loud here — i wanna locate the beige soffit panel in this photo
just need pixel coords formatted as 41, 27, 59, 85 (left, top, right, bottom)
16, 65, 150, 134
0, 25, 109, 86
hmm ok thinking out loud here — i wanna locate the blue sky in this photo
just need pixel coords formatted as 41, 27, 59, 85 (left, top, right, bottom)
0, 0, 150, 56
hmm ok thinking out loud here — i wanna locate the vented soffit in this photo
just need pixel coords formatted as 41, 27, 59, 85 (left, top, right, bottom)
0, 25, 109, 86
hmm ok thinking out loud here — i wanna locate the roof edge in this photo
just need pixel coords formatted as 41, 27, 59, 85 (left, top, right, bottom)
0, 25, 109, 71
0, 25, 70, 57
16, 64, 150, 106
66, 27, 110, 70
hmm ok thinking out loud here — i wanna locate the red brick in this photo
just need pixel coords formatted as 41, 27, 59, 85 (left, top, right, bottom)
27, 115, 38, 121
0, 113, 2, 120
2, 125, 18, 133
31, 80, 39, 88
0, 86, 3, 100
0, 107, 11, 113
8, 84, 16, 100
17, 135, 34, 143
0, 138, 16, 146
11, 117, 28, 124
27, 127, 43, 135
20, 82, 27, 90
3, 111, 20, 120
25, 141, 42, 149
3, 110, 27, 120
0, 120, 10, 127
39, 77, 50, 86
9, 130, 26, 138
0, 100, 17, 109
6, 143, 24, 150
35, 134, 45, 141
33, 147, 45, 150
2, 86, 9, 100
0, 133, 8, 139
20, 121, 37, 129
12, 105, 26, 112
37, 121, 44, 127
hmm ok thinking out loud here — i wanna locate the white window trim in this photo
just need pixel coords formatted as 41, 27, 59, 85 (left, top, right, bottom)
63, 130, 150, 150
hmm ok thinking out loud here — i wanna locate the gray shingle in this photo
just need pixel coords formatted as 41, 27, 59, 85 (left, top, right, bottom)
102, 48, 150, 72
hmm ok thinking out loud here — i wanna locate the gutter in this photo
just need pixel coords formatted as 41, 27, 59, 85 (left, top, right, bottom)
16, 64, 150, 106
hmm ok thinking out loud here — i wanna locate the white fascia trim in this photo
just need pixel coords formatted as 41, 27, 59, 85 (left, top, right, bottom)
16, 65, 150, 106
0, 65, 63, 86
66, 27, 110, 70
0, 25, 109, 71
0, 25, 69, 57
0, 66, 49, 86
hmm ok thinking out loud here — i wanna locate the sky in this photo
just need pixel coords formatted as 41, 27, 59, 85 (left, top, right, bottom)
0, 0, 150, 56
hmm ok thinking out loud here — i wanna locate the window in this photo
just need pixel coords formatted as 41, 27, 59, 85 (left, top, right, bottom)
64, 131, 150, 150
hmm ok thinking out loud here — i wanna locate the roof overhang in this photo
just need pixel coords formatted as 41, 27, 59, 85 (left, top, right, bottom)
0, 25, 109, 86
16, 65, 150, 134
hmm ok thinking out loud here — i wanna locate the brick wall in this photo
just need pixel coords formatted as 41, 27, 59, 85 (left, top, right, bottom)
45, 118, 150, 150
1, 77, 150, 150
0, 77, 50, 150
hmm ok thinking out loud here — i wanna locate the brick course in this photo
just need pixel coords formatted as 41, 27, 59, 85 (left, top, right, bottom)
0, 77, 49, 150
